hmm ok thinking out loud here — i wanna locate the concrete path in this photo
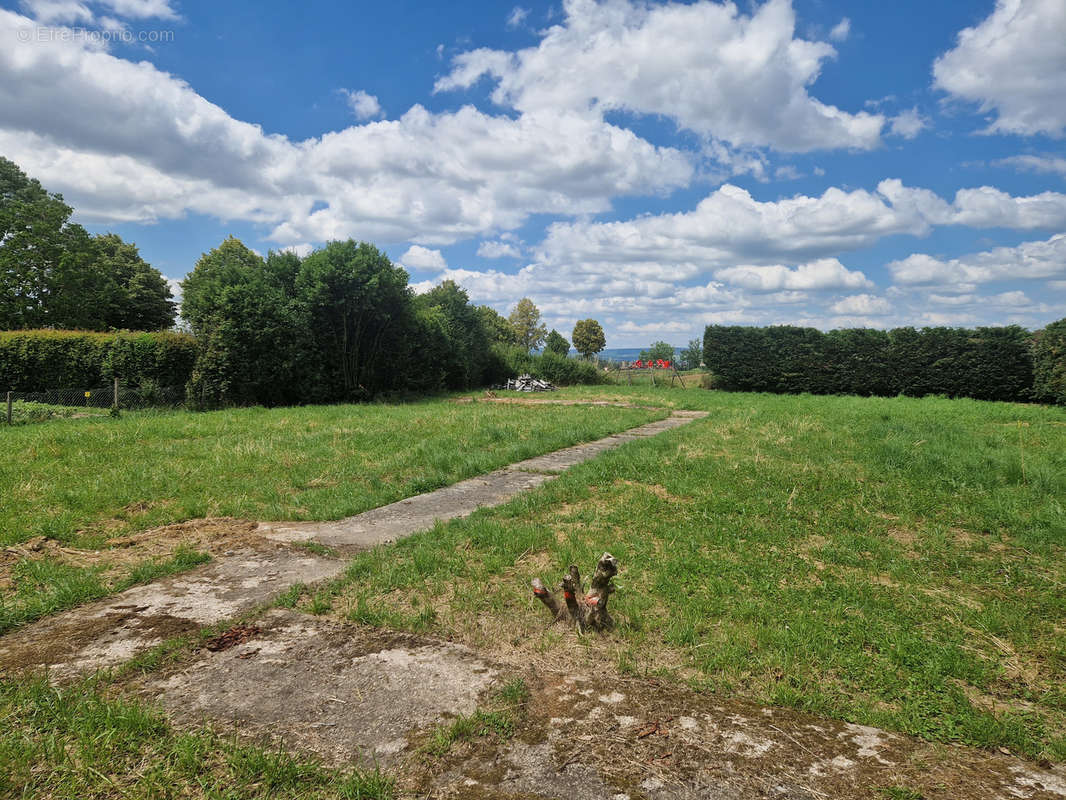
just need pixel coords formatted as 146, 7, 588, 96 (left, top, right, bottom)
0, 410, 707, 677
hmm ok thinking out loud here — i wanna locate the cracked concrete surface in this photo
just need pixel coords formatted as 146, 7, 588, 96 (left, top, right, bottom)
130, 611, 1066, 800
0, 546, 345, 679
141, 609, 500, 766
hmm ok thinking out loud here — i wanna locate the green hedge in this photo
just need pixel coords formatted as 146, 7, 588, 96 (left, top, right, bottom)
0, 330, 197, 391
703, 324, 1037, 402
1032, 319, 1066, 405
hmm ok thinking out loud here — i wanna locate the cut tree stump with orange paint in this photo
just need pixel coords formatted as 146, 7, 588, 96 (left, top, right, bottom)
532, 552, 618, 632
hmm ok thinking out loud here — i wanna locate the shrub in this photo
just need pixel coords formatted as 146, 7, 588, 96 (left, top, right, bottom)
489, 344, 602, 386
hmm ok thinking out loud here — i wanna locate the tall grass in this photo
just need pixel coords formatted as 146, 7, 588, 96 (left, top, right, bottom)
322, 389, 1066, 759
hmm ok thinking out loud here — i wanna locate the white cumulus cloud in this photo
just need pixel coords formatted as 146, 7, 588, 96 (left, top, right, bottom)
400, 245, 447, 271
436, 0, 885, 153
477, 240, 523, 259
888, 233, 1066, 285
341, 89, 382, 120
933, 0, 1066, 137
829, 294, 892, 315
0, 8, 691, 246
996, 154, 1066, 178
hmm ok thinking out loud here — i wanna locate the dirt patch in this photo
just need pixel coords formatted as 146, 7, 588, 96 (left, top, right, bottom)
475, 397, 661, 410
1, 537, 107, 590
1, 518, 265, 593
104, 517, 264, 560
613, 479, 688, 503
886, 527, 919, 548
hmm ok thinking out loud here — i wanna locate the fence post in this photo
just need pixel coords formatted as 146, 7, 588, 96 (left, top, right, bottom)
6, 392, 11, 425
113, 377, 119, 411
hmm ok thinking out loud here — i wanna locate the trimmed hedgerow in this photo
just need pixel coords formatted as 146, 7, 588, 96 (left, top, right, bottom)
703, 324, 1037, 402
0, 330, 197, 392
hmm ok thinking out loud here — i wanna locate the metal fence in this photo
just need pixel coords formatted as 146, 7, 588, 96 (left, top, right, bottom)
4, 379, 186, 424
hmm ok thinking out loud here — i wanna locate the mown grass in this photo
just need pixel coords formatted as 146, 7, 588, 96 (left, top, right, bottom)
319, 387, 1066, 760
0, 399, 661, 548
0, 677, 395, 799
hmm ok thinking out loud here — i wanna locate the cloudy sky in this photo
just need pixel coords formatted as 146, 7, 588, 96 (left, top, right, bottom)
1, 0, 1064, 346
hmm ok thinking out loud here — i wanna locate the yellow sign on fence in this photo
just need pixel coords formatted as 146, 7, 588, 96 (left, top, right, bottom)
85, 391, 91, 398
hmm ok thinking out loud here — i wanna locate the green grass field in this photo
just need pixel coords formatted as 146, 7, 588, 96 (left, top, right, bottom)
0, 399, 661, 548
304, 387, 1066, 760
2, 385, 1065, 793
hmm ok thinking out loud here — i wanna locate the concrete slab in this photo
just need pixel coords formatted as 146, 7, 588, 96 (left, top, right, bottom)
0, 546, 344, 679
419, 669, 1066, 800
138, 609, 500, 767
130, 610, 1066, 800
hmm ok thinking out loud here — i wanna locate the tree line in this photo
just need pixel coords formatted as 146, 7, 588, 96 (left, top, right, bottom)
180, 237, 609, 407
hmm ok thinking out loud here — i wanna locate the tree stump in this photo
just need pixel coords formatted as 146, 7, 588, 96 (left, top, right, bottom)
531, 552, 618, 632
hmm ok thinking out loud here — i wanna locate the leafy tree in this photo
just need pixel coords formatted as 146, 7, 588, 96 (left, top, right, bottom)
0, 157, 97, 329
639, 341, 676, 363
180, 236, 267, 336
415, 280, 490, 389
544, 329, 570, 356
572, 319, 606, 360
476, 305, 517, 346
0, 158, 174, 331
93, 233, 176, 330
508, 297, 547, 353
182, 237, 307, 407
295, 240, 414, 400
679, 338, 702, 370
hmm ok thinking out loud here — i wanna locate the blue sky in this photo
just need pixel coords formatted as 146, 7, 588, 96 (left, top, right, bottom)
1, 0, 1064, 346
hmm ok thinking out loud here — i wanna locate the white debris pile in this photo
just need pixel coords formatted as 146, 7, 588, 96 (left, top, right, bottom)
504, 374, 557, 392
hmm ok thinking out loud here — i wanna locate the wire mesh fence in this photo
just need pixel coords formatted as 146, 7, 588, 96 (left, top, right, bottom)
4, 380, 186, 425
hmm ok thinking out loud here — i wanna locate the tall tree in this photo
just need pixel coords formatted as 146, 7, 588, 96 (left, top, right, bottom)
0, 158, 174, 331
508, 297, 547, 353
94, 233, 176, 330
572, 318, 606, 360
476, 304, 517, 346
544, 329, 570, 356
415, 280, 490, 389
679, 338, 703, 370
0, 157, 97, 329
182, 237, 307, 407
180, 236, 267, 335
295, 240, 414, 399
